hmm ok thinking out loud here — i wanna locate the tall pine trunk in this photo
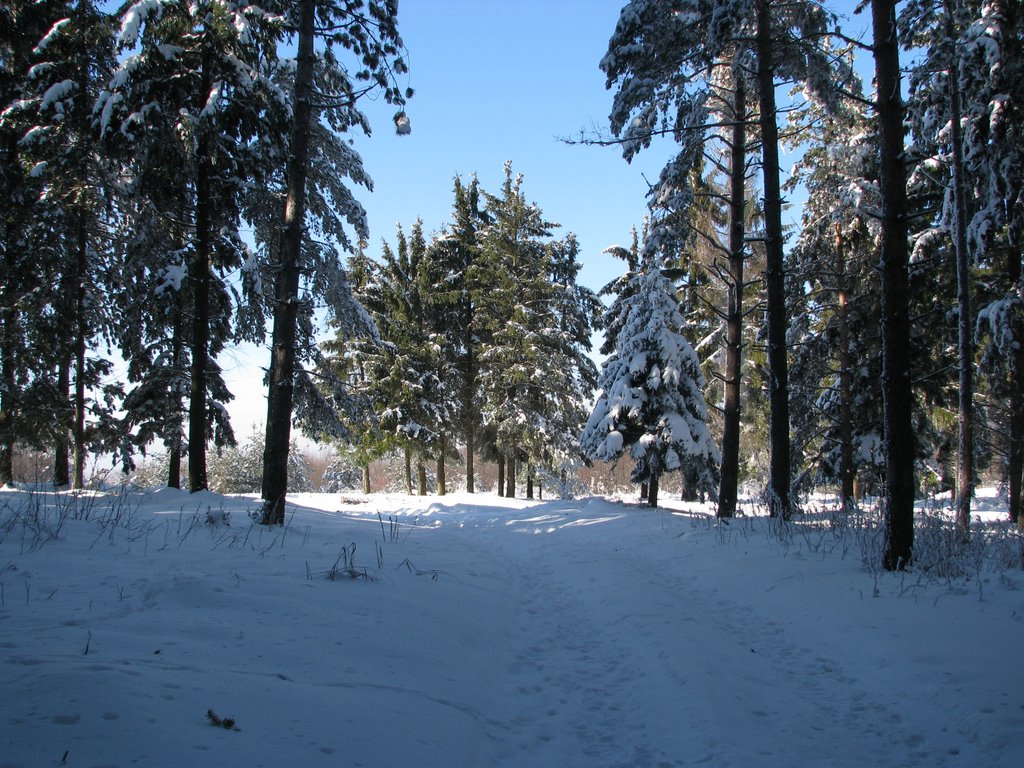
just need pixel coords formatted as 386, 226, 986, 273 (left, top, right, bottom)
945, 1, 974, 534
648, 472, 660, 509
72, 211, 88, 489
437, 436, 446, 495
261, 0, 315, 524
756, 0, 792, 519
54, 356, 71, 488
506, 454, 516, 498
404, 448, 413, 495
872, 0, 916, 570
497, 454, 505, 496
717, 75, 747, 519
166, 305, 184, 490
464, 322, 475, 493
1008, 250, 1024, 526
836, 226, 855, 509
188, 127, 212, 493
1011, 342, 1024, 526
1, 131, 18, 487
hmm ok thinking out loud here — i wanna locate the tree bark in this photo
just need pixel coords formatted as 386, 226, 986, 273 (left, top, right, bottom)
756, 0, 792, 519
506, 454, 516, 498
464, 321, 475, 492
417, 460, 427, 496
1011, 344, 1024, 526
718, 75, 747, 519
872, 0, 916, 570
261, 0, 316, 524
362, 464, 371, 494
72, 211, 88, 489
166, 305, 184, 490
404, 448, 413, 495
648, 471, 660, 508
54, 357, 70, 487
497, 454, 505, 496
437, 436, 446, 496
836, 225, 855, 508
187, 102, 213, 492
526, 466, 534, 500
945, 1, 974, 534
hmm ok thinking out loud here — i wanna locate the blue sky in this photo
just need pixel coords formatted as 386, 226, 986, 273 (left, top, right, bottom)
353, 0, 871, 294
353, 0, 671, 294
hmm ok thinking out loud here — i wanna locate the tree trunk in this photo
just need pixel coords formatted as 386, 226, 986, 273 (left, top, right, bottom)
362, 464, 371, 494
648, 472, 660, 509
872, 0, 916, 570
640, 481, 648, 501
1011, 349, 1024, 526
187, 123, 212, 493
756, 0, 792, 519
72, 211, 88, 490
506, 454, 516, 498
166, 306, 184, 490
417, 461, 427, 496
261, 0, 315, 524
167, 446, 181, 490
1009, 272, 1024, 526
54, 357, 70, 487
464, 322, 475, 493
437, 436, 446, 496
717, 75, 747, 519
526, 464, 534, 500
836, 225, 855, 509
946, 1, 974, 534
497, 454, 505, 496
404, 448, 413, 495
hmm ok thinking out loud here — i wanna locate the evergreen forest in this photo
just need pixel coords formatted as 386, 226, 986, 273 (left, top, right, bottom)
2, 0, 1023, 571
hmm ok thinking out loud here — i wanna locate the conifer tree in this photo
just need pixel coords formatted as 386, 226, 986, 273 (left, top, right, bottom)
582, 263, 719, 508
261, 0, 409, 524
99, 0, 284, 491
871, 0, 916, 569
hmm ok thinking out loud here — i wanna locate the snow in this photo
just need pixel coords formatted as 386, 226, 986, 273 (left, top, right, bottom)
1, 487, 1022, 767
33, 18, 72, 54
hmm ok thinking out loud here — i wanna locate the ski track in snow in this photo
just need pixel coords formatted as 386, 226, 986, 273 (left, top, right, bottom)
1, 489, 1021, 767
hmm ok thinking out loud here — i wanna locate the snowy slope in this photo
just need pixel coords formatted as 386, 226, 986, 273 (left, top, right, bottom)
1, 487, 1021, 767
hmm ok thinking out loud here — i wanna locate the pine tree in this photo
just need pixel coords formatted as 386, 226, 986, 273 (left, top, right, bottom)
426, 176, 490, 492
0, 1, 63, 485
260, 0, 409, 524
100, 0, 284, 491
785, 71, 884, 507
601, 0, 854, 516
582, 264, 719, 508
871, 0, 916, 570
8, 1, 123, 488
902, 0, 1024, 527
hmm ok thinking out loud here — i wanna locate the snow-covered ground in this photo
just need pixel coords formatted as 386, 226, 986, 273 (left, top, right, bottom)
1, 486, 1021, 767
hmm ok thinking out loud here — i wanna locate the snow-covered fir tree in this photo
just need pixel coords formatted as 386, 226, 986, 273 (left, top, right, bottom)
581, 263, 719, 508
260, 0, 408, 524
98, 0, 285, 490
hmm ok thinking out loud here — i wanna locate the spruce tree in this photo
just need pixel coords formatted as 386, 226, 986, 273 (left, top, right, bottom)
582, 264, 719, 508
260, 0, 409, 524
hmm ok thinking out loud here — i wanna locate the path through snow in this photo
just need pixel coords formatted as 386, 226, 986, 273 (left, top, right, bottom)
1, 489, 1021, 767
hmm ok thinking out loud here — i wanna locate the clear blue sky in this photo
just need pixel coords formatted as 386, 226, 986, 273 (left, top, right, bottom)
354, 0, 670, 294
354, 0, 870, 293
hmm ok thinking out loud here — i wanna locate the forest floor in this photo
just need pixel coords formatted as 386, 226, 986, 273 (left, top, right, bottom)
1, 486, 1021, 767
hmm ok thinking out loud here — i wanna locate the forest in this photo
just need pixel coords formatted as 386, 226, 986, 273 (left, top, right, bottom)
2, 1, 1022, 571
